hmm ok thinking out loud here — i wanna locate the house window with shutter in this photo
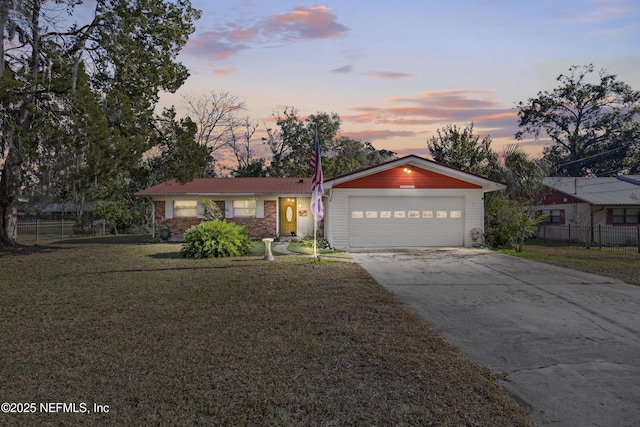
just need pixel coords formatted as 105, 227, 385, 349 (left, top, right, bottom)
538, 209, 563, 224
612, 208, 639, 225
233, 200, 257, 217
174, 201, 198, 218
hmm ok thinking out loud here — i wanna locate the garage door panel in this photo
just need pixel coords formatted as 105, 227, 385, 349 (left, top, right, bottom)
348, 196, 463, 247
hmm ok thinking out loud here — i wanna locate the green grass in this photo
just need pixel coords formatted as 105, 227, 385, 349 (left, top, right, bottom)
286, 241, 352, 258
0, 236, 533, 426
501, 242, 640, 285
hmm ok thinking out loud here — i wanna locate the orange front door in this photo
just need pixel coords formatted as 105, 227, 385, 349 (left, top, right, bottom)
280, 198, 297, 236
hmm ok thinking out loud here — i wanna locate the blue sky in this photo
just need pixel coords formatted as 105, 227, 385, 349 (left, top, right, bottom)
158, 0, 640, 159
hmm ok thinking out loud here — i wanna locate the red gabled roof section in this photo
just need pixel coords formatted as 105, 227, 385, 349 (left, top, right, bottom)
334, 165, 481, 189
325, 154, 504, 189
136, 177, 312, 196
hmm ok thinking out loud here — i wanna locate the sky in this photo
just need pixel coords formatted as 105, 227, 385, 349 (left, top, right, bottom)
157, 0, 640, 161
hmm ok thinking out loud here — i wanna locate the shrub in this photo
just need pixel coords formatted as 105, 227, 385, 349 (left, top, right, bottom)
181, 221, 250, 259
299, 234, 331, 249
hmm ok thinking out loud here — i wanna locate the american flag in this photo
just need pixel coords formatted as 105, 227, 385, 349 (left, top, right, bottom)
310, 126, 323, 221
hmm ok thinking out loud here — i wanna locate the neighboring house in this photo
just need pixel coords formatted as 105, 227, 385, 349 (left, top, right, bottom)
28, 201, 94, 219
536, 175, 640, 245
136, 155, 506, 247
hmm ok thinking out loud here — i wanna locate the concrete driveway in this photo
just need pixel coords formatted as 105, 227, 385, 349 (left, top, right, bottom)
350, 248, 640, 427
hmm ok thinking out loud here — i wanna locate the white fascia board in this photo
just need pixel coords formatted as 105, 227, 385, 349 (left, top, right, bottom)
187, 193, 257, 197
324, 156, 506, 192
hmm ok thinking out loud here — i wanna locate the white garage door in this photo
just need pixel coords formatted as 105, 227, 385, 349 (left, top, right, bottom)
348, 196, 464, 247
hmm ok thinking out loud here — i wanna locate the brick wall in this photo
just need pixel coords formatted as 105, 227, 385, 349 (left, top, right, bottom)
231, 200, 277, 238
154, 200, 277, 240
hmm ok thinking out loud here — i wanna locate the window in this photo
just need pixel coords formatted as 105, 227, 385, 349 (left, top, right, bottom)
233, 199, 257, 217
174, 201, 197, 218
612, 208, 639, 224
539, 209, 563, 224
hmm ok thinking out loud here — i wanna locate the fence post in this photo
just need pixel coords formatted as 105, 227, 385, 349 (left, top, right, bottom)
36, 219, 39, 243
599, 225, 602, 249
568, 223, 571, 243
637, 226, 639, 254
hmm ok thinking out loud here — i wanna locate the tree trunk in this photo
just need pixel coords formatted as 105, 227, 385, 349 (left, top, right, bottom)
0, 135, 23, 247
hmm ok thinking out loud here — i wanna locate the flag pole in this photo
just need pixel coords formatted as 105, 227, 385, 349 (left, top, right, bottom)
310, 122, 323, 261
313, 123, 318, 260
313, 208, 317, 259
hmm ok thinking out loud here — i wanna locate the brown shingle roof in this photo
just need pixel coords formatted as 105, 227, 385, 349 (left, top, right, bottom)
136, 177, 312, 196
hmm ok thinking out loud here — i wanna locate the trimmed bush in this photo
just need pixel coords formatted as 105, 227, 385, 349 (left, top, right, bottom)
181, 221, 250, 259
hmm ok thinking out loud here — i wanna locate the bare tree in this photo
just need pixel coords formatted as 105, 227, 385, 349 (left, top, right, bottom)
227, 116, 264, 175
183, 91, 245, 173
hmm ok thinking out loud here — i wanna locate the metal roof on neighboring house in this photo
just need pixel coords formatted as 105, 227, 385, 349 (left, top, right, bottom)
543, 175, 640, 205
135, 177, 313, 196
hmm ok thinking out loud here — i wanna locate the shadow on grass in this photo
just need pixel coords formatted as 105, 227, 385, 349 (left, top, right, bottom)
0, 244, 72, 257
148, 251, 269, 260
76, 265, 241, 275
149, 251, 183, 259
68, 253, 270, 276
55, 234, 152, 245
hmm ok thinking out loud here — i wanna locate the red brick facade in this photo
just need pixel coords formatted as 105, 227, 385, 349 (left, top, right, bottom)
154, 200, 277, 240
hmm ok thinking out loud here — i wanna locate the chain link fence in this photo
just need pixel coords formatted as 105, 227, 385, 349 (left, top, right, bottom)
16, 218, 113, 244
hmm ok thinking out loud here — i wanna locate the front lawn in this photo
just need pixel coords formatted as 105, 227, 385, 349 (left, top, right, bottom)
0, 236, 532, 426
502, 242, 640, 285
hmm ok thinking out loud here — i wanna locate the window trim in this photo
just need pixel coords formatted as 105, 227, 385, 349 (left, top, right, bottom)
233, 199, 257, 218
611, 208, 639, 225
173, 200, 198, 218
538, 209, 564, 225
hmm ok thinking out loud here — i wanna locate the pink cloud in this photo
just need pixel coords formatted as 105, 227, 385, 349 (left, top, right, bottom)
262, 5, 350, 40
182, 5, 348, 70
341, 90, 522, 145
213, 68, 236, 77
341, 130, 418, 142
185, 31, 249, 60
228, 27, 258, 42
366, 71, 412, 79
380, 90, 510, 124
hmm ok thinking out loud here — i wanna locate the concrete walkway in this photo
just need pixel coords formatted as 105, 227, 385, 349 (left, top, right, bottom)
271, 241, 356, 262
272, 241, 297, 255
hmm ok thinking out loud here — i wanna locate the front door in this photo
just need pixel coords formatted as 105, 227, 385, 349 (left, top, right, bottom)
280, 198, 297, 236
